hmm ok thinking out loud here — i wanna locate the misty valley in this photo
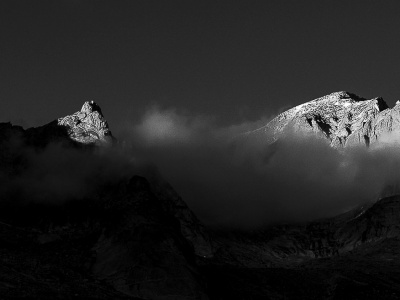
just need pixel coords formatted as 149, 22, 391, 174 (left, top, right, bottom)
2, 92, 400, 299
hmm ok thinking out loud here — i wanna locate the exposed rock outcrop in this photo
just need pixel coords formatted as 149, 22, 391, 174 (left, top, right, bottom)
58, 101, 114, 145
246, 91, 400, 148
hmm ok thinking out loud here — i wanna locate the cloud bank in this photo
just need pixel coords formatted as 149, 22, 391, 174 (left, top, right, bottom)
2, 106, 400, 229
125, 106, 400, 228
0, 138, 139, 206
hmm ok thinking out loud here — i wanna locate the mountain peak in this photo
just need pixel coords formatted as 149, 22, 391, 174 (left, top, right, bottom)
58, 101, 114, 145
245, 91, 392, 147
323, 91, 365, 101
81, 100, 103, 115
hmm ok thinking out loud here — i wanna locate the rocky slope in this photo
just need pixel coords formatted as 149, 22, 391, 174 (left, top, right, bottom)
209, 196, 400, 267
203, 196, 400, 299
246, 91, 400, 148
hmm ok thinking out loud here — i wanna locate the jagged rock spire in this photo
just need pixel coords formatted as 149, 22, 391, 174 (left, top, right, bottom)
58, 101, 114, 145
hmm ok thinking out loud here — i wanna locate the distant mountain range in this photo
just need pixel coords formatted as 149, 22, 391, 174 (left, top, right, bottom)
2, 94, 400, 299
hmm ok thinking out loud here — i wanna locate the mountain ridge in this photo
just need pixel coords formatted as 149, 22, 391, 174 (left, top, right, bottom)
244, 91, 400, 148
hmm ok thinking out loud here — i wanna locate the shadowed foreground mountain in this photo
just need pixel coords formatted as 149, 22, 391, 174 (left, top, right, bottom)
2, 97, 400, 299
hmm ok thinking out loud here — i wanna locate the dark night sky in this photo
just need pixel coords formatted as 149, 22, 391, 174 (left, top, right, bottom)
2, 0, 400, 133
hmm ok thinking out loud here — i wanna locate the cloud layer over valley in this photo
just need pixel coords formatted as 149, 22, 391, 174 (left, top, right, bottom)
2, 106, 400, 229
126, 106, 400, 227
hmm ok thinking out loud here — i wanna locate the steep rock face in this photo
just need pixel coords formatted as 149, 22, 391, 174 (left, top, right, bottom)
148, 175, 214, 258
58, 101, 114, 145
246, 91, 399, 148
92, 176, 208, 299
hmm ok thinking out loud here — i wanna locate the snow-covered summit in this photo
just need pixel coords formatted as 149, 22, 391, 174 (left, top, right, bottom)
246, 91, 395, 147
